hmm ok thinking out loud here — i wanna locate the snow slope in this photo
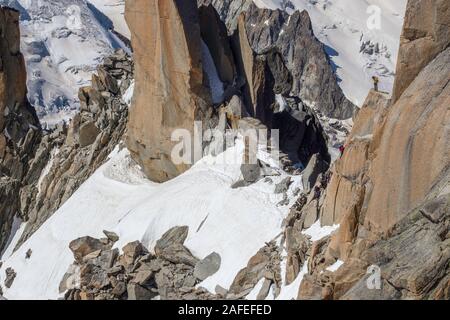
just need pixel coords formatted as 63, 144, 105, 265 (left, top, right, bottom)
0, 0, 127, 126
0, 141, 307, 300
88, 0, 129, 38
253, 0, 407, 106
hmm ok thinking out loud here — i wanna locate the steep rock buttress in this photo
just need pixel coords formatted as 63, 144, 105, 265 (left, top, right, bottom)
125, 0, 213, 182
293, 0, 449, 300
0, 7, 40, 252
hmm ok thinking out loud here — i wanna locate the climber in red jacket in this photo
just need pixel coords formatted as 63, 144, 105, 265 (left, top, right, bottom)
339, 145, 346, 158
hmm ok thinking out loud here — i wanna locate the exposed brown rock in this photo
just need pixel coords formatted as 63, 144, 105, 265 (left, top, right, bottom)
297, 0, 450, 300
62, 228, 221, 300
232, 15, 275, 126
392, 0, 450, 102
125, 0, 213, 182
154, 226, 189, 255
0, 8, 28, 126
13, 50, 133, 248
364, 48, 449, 234
229, 241, 282, 298
199, 4, 236, 85
69, 236, 108, 263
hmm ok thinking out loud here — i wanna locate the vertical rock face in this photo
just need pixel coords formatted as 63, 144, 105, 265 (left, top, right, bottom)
392, 0, 450, 102
0, 7, 41, 252
232, 14, 275, 125
0, 7, 38, 142
320, 0, 450, 236
125, 0, 212, 182
293, 0, 450, 300
15, 51, 133, 248
362, 48, 449, 234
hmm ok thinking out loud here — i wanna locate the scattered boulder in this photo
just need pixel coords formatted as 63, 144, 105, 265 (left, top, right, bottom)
274, 177, 292, 194
4, 268, 16, 288
59, 264, 80, 294
277, 193, 290, 207
194, 252, 221, 281
256, 278, 273, 300
103, 230, 119, 243
154, 226, 189, 255
229, 242, 282, 298
132, 268, 155, 286
215, 284, 228, 297
69, 237, 107, 263
240, 163, 261, 184
122, 241, 147, 267
62, 224, 225, 300
159, 244, 199, 267
127, 282, 157, 300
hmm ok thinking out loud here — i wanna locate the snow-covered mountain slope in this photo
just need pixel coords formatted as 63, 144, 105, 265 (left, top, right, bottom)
3, 0, 405, 125
0, 0, 127, 126
0, 141, 322, 300
253, 0, 407, 106
88, 0, 129, 38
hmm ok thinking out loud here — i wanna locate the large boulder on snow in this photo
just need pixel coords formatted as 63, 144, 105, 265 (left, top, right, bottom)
154, 226, 189, 255
194, 252, 221, 281
69, 237, 107, 263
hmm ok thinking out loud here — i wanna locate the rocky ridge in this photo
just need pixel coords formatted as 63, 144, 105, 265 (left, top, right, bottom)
239, 3, 355, 119
14, 49, 134, 247
0, 6, 41, 252
283, 0, 449, 300
0, 47, 134, 253
200, 0, 355, 119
